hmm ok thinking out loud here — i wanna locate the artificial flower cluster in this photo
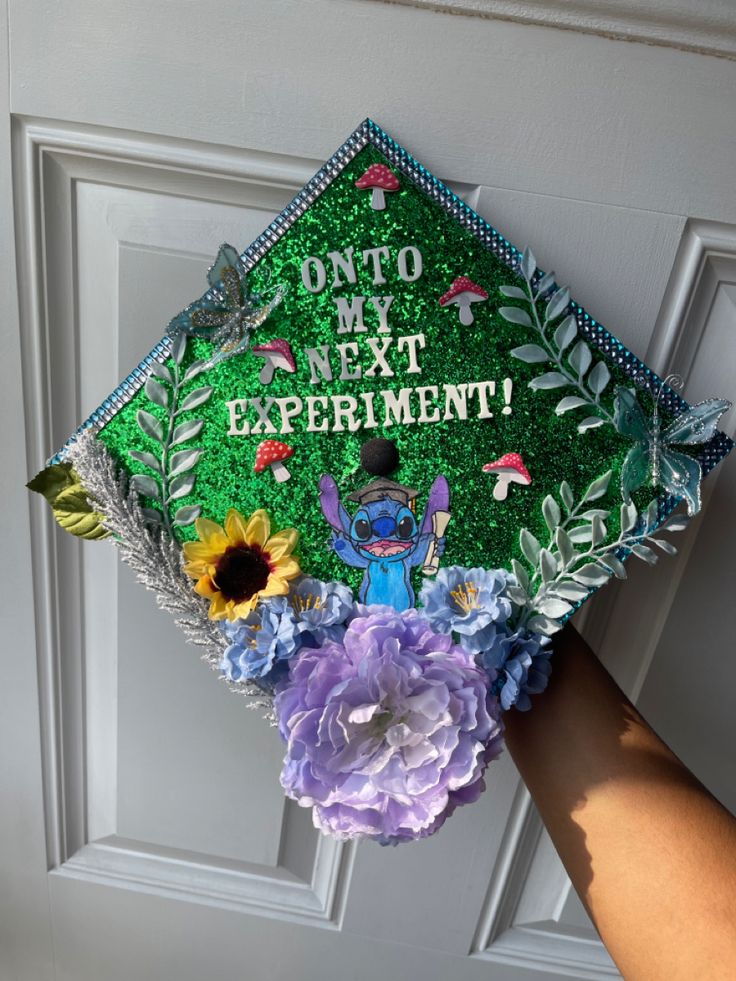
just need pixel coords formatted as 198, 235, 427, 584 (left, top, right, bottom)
419, 567, 552, 712
216, 562, 551, 713
182, 509, 553, 844
220, 576, 353, 690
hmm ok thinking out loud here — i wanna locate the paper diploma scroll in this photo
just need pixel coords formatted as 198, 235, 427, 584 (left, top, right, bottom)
422, 511, 451, 576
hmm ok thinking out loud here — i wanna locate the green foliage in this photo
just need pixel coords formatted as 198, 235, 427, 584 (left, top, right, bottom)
131, 335, 212, 533
512, 470, 690, 635
27, 461, 109, 540
500, 248, 615, 433
27, 462, 76, 504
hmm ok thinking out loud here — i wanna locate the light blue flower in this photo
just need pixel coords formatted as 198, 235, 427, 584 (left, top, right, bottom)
419, 566, 514, 653
220, 578, 356, 690
480, 631, 552, 711
288, 576, 354, 644
220, 597, 305, 690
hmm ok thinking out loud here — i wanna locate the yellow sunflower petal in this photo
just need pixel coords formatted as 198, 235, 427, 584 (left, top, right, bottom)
193, 575, 217, 598
244, 509, 270, 547
258, 577, 290, 599
194, 516, 228, 550
182, 541, 221, 565
224, 508, 249, 546
273, 557, 301, 580
230, 596, 258, 619
265, 528, 299, 561
208, 592, 228, 620
183, 560, 207, 579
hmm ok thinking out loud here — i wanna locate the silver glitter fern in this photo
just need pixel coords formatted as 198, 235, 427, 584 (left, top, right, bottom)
70, 431, 274, 714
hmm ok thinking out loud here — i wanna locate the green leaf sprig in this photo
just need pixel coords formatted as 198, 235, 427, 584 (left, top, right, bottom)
131, 332, 212, 534
499, 248, 614, 433
509, 470, 689, 636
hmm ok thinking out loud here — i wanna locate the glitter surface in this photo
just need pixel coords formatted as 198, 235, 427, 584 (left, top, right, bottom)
95, 138, 725, 594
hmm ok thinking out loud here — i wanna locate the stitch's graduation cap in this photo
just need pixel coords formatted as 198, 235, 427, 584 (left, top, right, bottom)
347, 478, 418, 509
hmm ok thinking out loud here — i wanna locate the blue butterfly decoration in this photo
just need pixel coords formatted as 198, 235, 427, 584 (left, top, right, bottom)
168, 243, 286, 370
613, 376, 730, 516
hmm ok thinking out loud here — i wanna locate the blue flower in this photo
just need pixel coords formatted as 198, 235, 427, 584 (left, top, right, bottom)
220, 597, 304, 690
288, 576, 354, 644
220, 578, 356, 690
480, 631, 552, 711
419, 566, 513, 653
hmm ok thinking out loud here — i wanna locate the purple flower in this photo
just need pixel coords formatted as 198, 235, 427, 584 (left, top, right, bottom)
481, 631, 552, 711
275, 606, 504, 844
419, 566, 514, 653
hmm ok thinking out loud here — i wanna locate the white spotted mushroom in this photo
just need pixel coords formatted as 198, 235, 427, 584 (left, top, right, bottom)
482, 453, 531, 501
439, 276, 488, 326
254, 439, 294, 483
354, 164, 400, 211
251, 338, 296, 384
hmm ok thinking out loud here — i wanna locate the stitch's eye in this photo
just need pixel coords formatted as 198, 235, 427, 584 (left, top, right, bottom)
354, 518, 371, 541
397, 512, 416, 540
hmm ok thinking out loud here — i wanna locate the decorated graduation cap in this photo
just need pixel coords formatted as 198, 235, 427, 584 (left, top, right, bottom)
28, 119, 732, 845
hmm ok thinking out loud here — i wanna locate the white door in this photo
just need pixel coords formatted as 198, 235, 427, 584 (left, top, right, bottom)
3, 2, 735, 979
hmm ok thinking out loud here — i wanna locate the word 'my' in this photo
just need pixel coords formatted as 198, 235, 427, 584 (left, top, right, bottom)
301, 245, 423, 336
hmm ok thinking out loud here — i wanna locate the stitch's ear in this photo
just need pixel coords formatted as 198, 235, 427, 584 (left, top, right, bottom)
319, 474, 352, 533
420, 475, 450, 536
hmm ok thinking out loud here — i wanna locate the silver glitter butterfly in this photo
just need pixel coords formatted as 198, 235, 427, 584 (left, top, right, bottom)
613, 374, 730, 516
172, 243, 286, 371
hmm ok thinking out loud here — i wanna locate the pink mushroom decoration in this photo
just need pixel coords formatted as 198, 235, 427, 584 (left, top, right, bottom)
439, 276, 489, 326
254, 440, 294, 483
251, 338, 296, 384
355, 164, 400, 210
482, 453, 531, 501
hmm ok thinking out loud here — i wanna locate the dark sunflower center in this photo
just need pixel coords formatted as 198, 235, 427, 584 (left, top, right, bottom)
214, 544, 271, 602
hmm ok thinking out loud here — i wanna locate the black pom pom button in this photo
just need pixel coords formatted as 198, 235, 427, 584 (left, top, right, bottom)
360, 438, 400, 476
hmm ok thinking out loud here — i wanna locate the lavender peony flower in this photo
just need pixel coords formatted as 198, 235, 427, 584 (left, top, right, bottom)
419, 566, 514, 653
480, 630, 552, 711
220, 597, 304, 690
275, 606, 504, 844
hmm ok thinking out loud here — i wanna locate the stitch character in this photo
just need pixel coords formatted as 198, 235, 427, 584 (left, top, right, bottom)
319, 473, 451, 611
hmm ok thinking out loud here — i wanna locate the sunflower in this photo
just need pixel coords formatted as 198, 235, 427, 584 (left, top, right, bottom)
182, 508, 300, 621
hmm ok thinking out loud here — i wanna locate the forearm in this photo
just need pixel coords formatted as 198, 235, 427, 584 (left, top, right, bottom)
504, 625, 736, 981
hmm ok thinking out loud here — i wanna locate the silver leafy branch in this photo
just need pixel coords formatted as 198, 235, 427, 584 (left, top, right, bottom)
499, 248, 615, 433
508, 470, 689, 636
71, 431, 273, 714
130, 332, 212, 535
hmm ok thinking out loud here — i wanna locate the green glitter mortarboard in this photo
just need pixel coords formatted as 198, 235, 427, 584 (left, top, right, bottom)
48, 118, 733, 609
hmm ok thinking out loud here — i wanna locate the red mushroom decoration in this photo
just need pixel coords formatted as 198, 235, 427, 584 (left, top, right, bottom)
254, 440, 294, 483
482, 453, 531, 501
439, 276, 488, 326
251, 338, 296, 384
355, 164, 400, 211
